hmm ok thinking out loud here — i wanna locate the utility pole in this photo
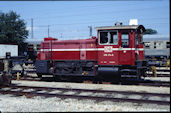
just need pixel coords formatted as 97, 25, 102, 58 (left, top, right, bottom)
88, 26, 92, 37
60, 33, 62, 38
48, 25, 50, 37
31, 18, 34, 39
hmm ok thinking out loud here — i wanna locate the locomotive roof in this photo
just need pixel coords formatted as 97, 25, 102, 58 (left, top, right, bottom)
95, 25, 145, 31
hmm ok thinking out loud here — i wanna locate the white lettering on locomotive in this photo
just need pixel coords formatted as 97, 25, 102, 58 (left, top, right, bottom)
109, 61, 115, 63
104, 46, 113, 52
103, 54, 114, 56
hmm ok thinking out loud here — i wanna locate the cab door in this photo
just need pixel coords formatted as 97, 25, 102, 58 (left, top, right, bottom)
119, 31, 135, 65
80, 44, 86, 60
97, 30, 119, 65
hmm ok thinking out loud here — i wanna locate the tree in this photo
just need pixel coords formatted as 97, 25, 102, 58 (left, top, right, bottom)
0, 11, 28, 45
143, 28, 157, 35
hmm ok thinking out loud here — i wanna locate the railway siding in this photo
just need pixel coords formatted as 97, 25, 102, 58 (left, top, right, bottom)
0, 84, 170, 105
12, 80, 170, 94
0, 79, 170, 112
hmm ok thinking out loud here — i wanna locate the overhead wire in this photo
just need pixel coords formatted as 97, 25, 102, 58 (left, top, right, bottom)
26, 18, 169, 28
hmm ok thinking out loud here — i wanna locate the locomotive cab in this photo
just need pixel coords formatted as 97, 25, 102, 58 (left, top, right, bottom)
96, 24, 147, 80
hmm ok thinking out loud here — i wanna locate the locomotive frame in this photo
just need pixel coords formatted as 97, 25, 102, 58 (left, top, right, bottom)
35, 24, 148, 82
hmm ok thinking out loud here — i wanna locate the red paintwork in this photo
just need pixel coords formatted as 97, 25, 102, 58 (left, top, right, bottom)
44, 37, 58, 41
38, 38, 97, 61
97, 30, 138, 65
37, 27, 145, 66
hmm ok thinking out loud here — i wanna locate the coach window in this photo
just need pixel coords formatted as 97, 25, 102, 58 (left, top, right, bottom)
154, 42, 156, 49
166, 42, 170, 48
144, 42, 150, 49
121, 32, 129, 48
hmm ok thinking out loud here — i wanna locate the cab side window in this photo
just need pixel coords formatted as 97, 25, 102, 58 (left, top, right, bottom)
135, 30, 143, 45
121, 32, 129, 48
100, 32, 108, 44
99, 31, 118, 45
110, 32, 118, 45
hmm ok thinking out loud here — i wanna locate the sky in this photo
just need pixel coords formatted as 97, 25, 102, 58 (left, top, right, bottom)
0, 0, 170, 40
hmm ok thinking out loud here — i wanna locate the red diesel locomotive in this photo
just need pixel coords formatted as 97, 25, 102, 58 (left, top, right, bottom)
36, 23, 147, 82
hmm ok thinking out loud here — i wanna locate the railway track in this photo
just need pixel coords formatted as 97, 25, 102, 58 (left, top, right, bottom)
12, 76, 41, 81
12, 67, 170, 87
0, 85, 170, 105
146, 67, 170, 77
138, 80, 170, 87
11, 75, 170, 88
146, 72, 170, 77
120, 78, 170, 87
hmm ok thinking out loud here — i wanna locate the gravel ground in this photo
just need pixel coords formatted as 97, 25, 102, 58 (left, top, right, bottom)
0, 80, 170, 112
0, 94, 170, 112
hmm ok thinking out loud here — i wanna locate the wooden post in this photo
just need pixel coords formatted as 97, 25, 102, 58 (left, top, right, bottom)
151, 66, 157, 77
166, 59, 170, 69
17, 72, 20, 80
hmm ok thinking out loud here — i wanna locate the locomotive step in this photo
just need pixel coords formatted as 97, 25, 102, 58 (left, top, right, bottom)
121, 69, 137, 72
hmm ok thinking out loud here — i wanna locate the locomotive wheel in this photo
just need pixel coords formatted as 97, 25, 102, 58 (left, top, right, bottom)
94, 75, 103, 84
54, 75, 61, 82
69, 77, 83, 83
1, 74, 11, 86
111, 75, 121, 84
53, 68, 62, 82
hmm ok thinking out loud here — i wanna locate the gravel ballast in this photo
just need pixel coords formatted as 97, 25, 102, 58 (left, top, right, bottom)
0, 94, 170, 112
0, 80, 170, 112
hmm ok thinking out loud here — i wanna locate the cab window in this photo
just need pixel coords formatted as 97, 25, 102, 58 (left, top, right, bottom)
110, 32, 118, 45
135, 31, 143, 45
100, 32, 108, 44
99, 31, 118, 45
121, 32, 129, 48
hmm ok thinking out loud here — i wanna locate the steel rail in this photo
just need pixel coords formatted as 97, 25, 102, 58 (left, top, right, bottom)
0, 85, 170, 105
11, 77, 170, 87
